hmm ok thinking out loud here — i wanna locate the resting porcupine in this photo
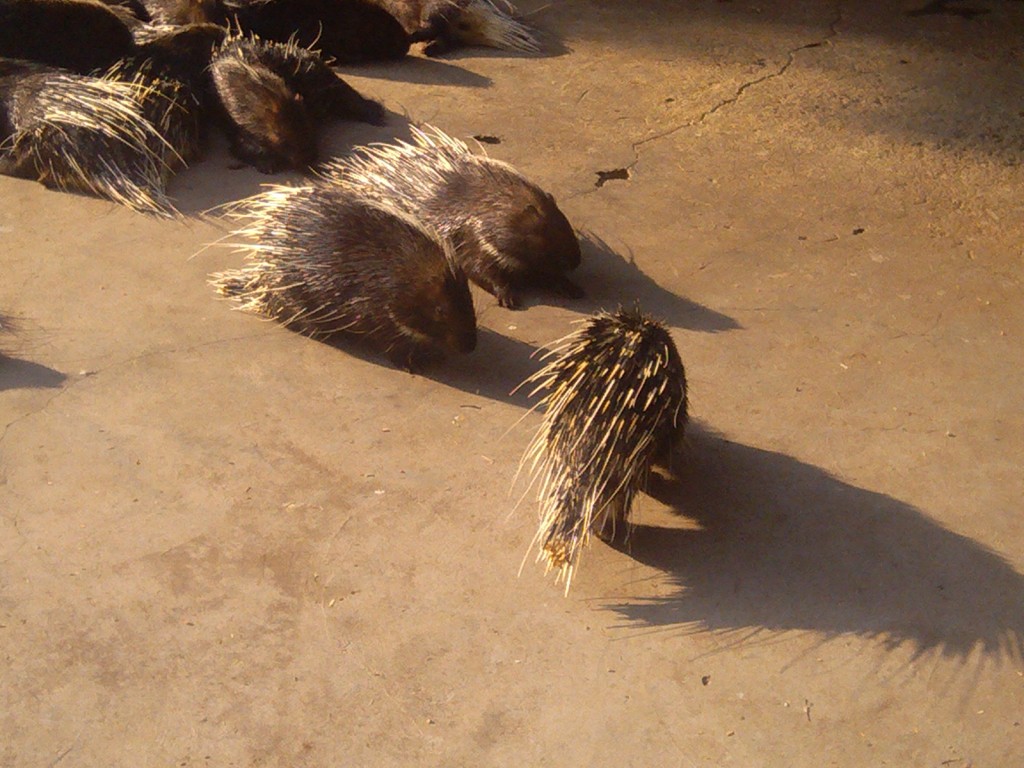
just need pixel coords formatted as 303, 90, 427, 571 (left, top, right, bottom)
209, 33, 385, 173
321, 125, 582, 309
0, 61, 178, 215
223, 0, 411, 63
104, 23, 227, 169
370, 0, 538, 56
209, 182, 477, 370
517, 307, 688, 592
0, 0, 136, 73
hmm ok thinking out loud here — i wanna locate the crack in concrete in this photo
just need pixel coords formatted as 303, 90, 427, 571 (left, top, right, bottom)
567, 4, 845, 201
629, 4, 846, 165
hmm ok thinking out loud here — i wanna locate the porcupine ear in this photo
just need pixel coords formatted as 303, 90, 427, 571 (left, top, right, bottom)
521, 203, 542, 221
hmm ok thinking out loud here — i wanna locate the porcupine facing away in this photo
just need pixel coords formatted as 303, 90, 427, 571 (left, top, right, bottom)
369, 0, 539, 56
0, 60, 178, 215
209, 33, 385, 173
518, 307, 688, 592
224, 0, 411, 63
321, 125, 582, 309
209, 182, 477, 370
0, 0, 137, 73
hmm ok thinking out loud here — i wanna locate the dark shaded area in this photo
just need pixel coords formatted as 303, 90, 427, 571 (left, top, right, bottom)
425, 34, 570, 62
419, 326, 540, 408
173, 110, 418, 215
0, 356, 66, 391
247, 316, 540, 408
907, 1, 990, 19
337, 56, 492, 88
607, 425, 1024, 662
568, 232, 741, 333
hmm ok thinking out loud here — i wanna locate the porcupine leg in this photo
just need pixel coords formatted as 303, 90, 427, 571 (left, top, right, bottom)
595, 494, 631, 544
408, 10, 446, 43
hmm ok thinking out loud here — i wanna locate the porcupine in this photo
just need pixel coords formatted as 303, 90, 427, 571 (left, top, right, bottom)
209, 33, 385, 173
0, 60, 178, 215
0, 0, 136, 73
103, 23, 227, 171
517, 307, 688, 592
209, 181, 477, 370
320, 125, 582, 309
369, 0, 538, 56
223, 0, 411, 63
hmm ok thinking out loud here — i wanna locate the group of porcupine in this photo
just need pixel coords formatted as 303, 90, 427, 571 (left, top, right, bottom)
2, 0, 690, 592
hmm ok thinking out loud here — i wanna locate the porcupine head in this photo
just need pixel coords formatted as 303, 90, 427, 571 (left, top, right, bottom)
233, 67, 317, 172
251, 74, 315, 169
387, 238, 477, 366
452, 169, 581, 304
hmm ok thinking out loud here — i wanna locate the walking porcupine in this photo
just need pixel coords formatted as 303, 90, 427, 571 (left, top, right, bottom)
320, 125, 582, 310
209, 181, 477, 370
0, 61, 178, 215
223, 0, 411, 63
209, 33, 385, 173
0, 0, 136, 73
516, 307, 688, 592
369, 0, 539, 56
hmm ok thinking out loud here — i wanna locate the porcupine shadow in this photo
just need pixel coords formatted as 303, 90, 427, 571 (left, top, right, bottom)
170, 108, 417, 215
0, 356, 66, 391
422, 27, 571, 62
606, 423, 1024, 664
530, 231, 741, 334
0, 317, 66, 391
419, 323, 540, 408
336, 56, 493, 88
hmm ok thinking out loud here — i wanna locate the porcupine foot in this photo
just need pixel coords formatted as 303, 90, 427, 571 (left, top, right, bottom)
595, 500, 631, 545
496, 288, 524, 310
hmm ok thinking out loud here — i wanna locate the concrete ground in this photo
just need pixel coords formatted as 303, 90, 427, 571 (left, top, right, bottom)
2, 0, 1023, 765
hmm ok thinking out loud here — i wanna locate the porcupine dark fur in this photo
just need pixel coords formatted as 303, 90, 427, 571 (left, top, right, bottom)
321, 125, 582, 309
209, 182, 477, 370
0, 60, 177, 215
368, 0, 538, 56
518, 307, 688, 591
103, 23, 226, 170
0, 0, 136, 73
209, 33, 385, 173
223, 0, 411, 63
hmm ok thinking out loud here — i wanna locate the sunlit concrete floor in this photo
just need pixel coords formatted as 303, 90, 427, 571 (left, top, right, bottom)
2, 1, 1022, 765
